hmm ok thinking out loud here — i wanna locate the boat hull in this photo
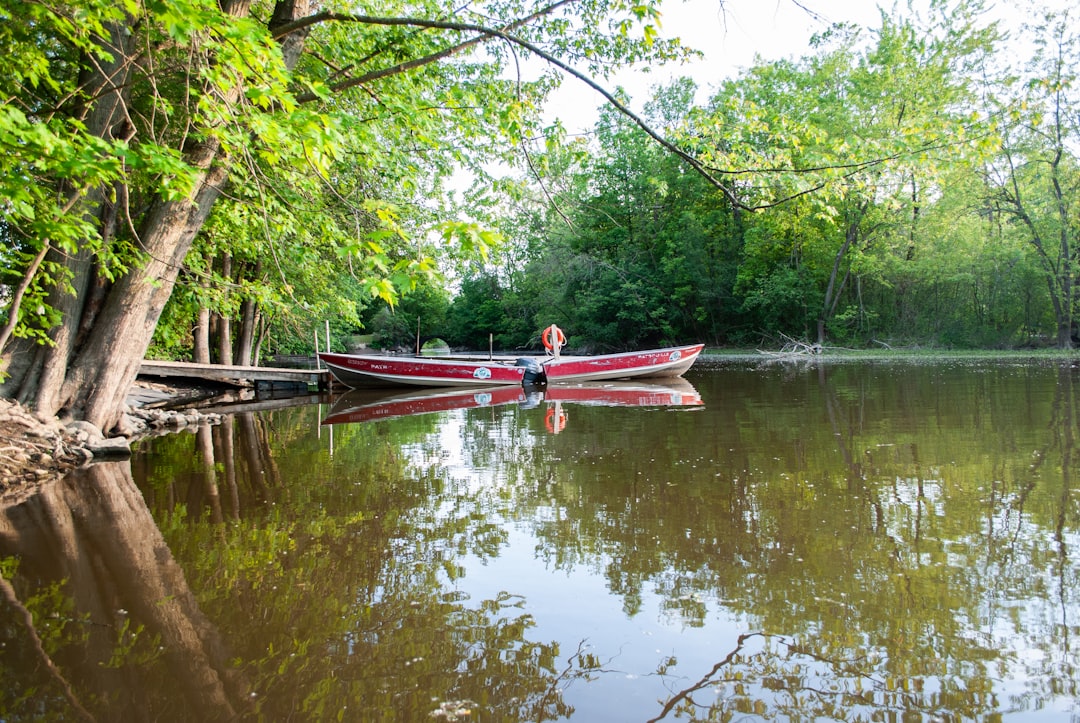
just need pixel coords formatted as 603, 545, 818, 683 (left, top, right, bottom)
319, 352, 528, 389
322, 385, 529, 424
319, 343, 705, 388
542, 343, 705, 383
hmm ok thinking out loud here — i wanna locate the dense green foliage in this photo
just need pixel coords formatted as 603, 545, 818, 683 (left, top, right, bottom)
0, 0, 687, 422
444, 0, 1080, 351
4, 0, 1080, 379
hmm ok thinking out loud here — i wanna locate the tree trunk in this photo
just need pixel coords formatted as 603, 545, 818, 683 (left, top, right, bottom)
217, 254, 233, 365
235, 260, 261, 366
818, 222, 858, 347
194, 306, 212, 364
253, 316, 268, 367
57, 159, 230, 431
10, 14, 133, 413
2, 1, 316, 433
236, 301, 258, 366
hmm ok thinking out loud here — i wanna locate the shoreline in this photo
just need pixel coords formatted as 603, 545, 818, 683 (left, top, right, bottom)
0, 382, 225, 505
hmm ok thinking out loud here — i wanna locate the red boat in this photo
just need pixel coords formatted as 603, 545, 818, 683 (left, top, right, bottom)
318, 325, 704, 389
541, 343, 705, 383
318, 352, 534, 388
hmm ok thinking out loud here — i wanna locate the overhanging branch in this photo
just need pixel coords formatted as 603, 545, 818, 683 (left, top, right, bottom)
273, 5, 993, 213
276, 6, 747, 207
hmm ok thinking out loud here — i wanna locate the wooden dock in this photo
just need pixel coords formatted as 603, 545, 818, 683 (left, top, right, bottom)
139, 360, 330, 390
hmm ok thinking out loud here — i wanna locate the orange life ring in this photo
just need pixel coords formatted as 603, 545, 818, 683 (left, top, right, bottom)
544, 406, 568, 434
541, 324, 566, 351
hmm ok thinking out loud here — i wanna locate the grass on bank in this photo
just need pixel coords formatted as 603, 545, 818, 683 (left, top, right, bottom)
702, 345, 1080, 362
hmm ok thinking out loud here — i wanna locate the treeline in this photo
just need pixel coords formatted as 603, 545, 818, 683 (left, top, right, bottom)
2, 0, 680, 429
3, 0, 1078, 431
371, 2, 1080, 353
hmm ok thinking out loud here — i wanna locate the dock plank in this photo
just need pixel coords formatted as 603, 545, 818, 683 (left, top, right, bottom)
139, 360, 329, 388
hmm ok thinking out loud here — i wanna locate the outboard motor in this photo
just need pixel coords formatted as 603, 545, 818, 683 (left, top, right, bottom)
515, 357, 547, 387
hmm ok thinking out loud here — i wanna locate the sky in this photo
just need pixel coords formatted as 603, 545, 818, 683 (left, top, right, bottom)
541, 0, 911, 133
540, 0, 1054, 134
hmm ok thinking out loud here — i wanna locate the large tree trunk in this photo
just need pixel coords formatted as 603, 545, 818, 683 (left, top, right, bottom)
3, 1, 316, 433
10, 15, 134, 413
57, 161, 230, 431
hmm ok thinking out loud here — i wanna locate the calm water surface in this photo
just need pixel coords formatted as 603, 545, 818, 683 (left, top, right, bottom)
2, 358, 1079, 721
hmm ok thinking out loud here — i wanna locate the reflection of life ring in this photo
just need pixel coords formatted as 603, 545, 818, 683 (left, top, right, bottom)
544, 406, 568, 434
541, 324, 566, 351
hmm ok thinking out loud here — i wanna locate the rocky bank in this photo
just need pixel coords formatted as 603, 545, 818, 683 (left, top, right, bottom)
0, 386, 223, 504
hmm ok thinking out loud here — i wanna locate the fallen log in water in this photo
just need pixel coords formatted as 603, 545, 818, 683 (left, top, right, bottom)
756, 334, 823, 360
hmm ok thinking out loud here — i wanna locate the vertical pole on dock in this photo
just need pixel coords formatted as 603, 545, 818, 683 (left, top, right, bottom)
314, 330, 320, 369
325, 320, 331, 355
489, 333, 493, 360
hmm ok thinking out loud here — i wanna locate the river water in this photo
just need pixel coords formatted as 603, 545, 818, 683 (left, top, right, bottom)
1, 357, 1078, 721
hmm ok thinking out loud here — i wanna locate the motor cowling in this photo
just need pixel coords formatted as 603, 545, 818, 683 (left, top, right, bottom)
515, 357, 547, 387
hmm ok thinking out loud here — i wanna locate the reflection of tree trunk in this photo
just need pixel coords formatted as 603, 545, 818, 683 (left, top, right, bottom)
216, 419, 240, 520
817, 364, 884, 529
237, 410, 282, 497
197, 424, 224, 524
263, 417, 282, 488
818, 364, 858, 475
1054, 365, 1074, 650
238, 413, 268, 498
237, 413, 281, 497
0, 463, 249, 720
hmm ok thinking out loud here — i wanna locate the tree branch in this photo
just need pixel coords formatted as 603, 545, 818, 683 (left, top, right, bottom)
274, 3, 980, 213
0, 241, 51, 359
280, 0, 576, 97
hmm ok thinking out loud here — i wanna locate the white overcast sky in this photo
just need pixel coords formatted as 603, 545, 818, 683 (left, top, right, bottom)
541, 0, 1060, 134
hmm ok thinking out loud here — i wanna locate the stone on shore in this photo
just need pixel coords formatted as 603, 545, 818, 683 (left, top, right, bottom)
0, 382, 223, 500
86, 436, 133, 458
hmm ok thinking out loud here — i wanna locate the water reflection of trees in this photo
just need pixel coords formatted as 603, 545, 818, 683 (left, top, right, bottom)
450, 362, 1080, 719
0, 462, 247, 720
4, 363, 1076, 720
0, 409, 575, 721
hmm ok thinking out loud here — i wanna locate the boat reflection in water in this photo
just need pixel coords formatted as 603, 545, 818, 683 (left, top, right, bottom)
320, 378, 703, 430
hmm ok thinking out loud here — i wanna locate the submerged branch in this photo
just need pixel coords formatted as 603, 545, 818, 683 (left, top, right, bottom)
648, 631, 765, 722
0, 574, 95, 722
